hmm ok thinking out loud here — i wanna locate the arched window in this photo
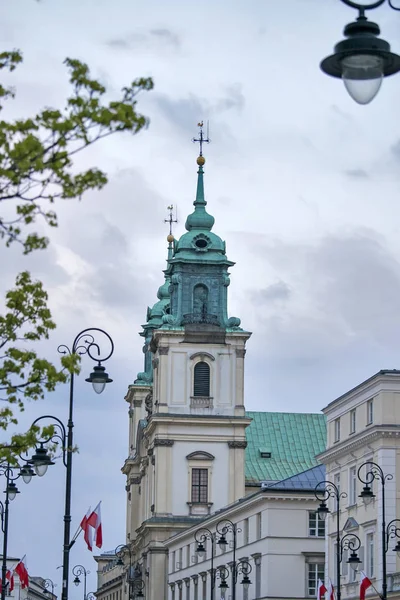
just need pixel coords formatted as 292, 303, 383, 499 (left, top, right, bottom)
193, 361, 210, 397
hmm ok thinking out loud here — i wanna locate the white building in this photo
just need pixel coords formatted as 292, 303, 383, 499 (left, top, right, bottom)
165, 466, 326, 600
318, 369, 400, 600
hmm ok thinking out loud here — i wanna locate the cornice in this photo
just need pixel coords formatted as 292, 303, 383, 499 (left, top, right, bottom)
322, 371, 400, 415
145, 414, 252, 435
318, 425, 400, 463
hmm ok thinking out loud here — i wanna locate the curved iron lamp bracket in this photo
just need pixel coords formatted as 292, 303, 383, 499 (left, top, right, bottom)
340, 533, 362, 562
58, 328, 114, 366
216, 518, 241, 537
30, 415, 67, 468
314, 480, 347, 504
386, 519, 400, 552
357, 461, 393, 486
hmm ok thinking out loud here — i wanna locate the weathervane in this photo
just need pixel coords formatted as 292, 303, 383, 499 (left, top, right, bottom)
164, 204, 178, 237
192, 121, 210, 157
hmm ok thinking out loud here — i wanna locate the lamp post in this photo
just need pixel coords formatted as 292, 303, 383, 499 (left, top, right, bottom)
321, 0, 400, 104
27, 328, 114, 600
194, 519, 252, 600
115, 544, 145, 599
72, 565, 90, 600
0, 462, 36, 600
43, 578, 56, 597
195, 528, 216, 600
357, 461, 395, 600
315, 480, 362, 600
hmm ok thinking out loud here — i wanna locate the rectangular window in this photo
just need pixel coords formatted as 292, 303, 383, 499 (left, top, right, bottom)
349, 466, 357, 505
350, 409, 356, 434
243, 518, 249, 545
177, 547, 183, 570
308, 563, 325, 596
172, 551, 176, 573
191, 468, 208, 503
309, 511, 325, 537
186, 544, 190, 568
367, 399, 374, 425
256, 512, 262, 540
334, 418, 340, 442
366, 533, 374, 577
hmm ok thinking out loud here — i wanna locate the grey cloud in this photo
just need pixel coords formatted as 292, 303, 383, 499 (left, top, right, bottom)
250, 229, 400, 354
155, 95, 207, 132
106, 28, 180, 51
239, 230, 400, 412
55, 169, 172, 314
391, 139, 400, 160
345, 168, 369, 179
215, 83, 245, 112
251, 281, 291, 304
155, 84, 245, 132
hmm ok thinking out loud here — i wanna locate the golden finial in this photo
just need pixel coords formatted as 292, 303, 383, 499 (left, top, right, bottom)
167, 233, 174, 243
197, 155, 205, 166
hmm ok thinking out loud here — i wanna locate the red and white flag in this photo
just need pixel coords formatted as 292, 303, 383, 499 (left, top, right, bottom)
360, 572, 372, 600
80, 506, 93, 551
15, 556, 29, 589
87, 502, 103, 549
327, 578, 335, 600
317, 579, 327, 600
6, 569, 15, 593
0, 571, 14, 594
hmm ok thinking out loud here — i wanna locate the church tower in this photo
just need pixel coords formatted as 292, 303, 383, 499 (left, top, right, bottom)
123, 126, 252, 600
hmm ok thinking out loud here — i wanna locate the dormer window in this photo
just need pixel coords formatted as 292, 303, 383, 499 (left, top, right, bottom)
194, 362, 210, 397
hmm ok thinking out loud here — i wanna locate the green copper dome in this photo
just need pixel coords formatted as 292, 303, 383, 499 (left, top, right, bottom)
174, 159, 228, 262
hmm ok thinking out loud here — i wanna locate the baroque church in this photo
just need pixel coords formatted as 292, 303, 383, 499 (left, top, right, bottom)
95, 131, 327, 600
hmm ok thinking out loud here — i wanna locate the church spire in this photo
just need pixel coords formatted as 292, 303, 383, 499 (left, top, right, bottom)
185, 123, 214, 232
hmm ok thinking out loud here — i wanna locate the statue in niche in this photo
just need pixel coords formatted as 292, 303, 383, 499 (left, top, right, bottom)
193, 284, 209, 319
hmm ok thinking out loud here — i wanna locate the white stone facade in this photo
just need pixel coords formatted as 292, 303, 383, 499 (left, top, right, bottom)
165, 489, 325, 600
318, 370, 400, 600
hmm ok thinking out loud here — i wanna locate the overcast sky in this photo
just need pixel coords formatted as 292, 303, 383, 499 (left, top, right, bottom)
1, 0, 399, 595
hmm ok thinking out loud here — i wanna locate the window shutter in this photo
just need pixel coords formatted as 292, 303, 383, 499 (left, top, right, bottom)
194, 362, 210, 396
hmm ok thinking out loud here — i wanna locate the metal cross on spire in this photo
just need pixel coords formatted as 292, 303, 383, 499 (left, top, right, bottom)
192, 121, 210, 157
164, 204, 178, 236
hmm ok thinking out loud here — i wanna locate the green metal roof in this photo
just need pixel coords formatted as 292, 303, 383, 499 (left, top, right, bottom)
245, 411, 326, 484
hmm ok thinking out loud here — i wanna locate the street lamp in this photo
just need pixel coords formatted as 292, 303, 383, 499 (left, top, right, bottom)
315, 480, 361, 600
0, 462, 35, 600
194, 519, 252, 600
115, 544, 145, 600
28, 328, 114, 600
43, 578, 56, 597
195, 528, 216, 600
357, 461, 395, 600
321, 0, 400, 104
72, 565, 90, 600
